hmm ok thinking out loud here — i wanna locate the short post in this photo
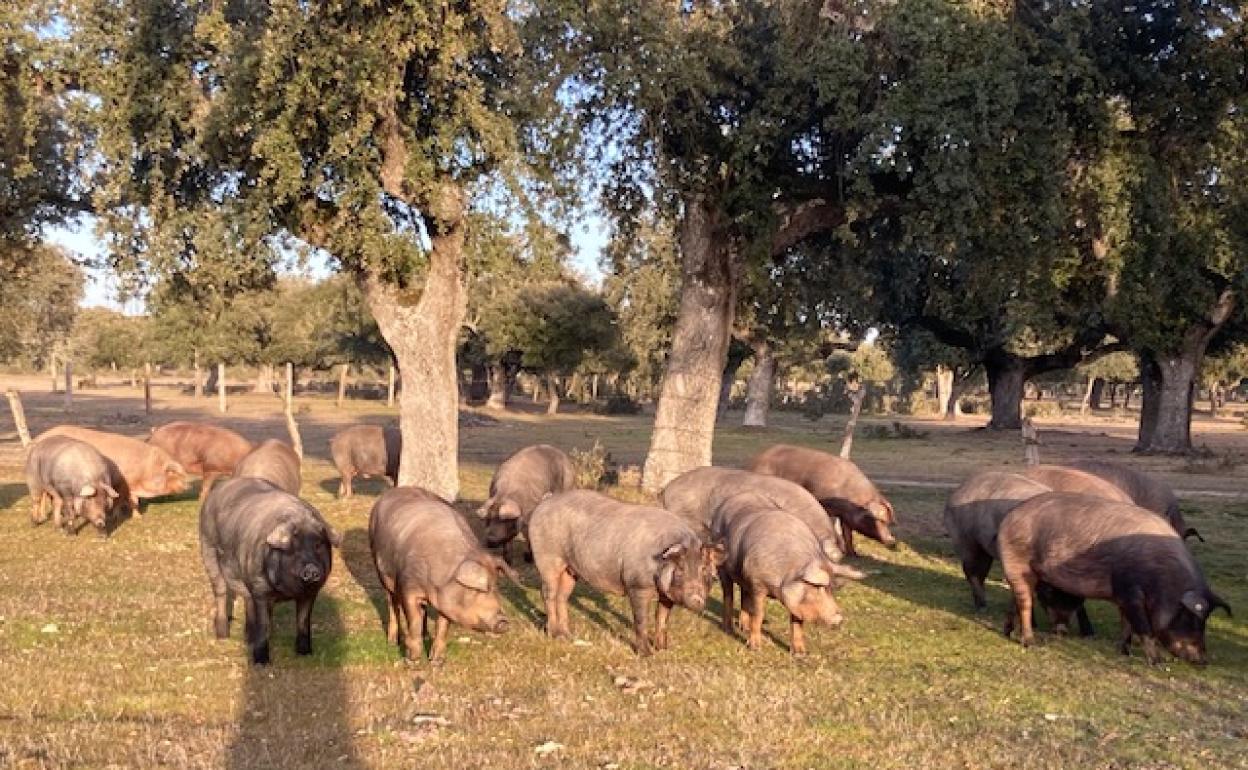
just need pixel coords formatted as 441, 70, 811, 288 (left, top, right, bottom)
284, 363, 303, 459
5, 389, 32, 447
144, 362, 153, 415
64, 360, 73, 412
218, 362, 227, 413
387, 363, 396, 407
50, 357, 58, 392
1022, 417, 1041, 466
840, 378, 866, 459
336, 362, 349, 408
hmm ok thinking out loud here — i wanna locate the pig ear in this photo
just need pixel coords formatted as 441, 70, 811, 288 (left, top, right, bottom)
455, 560, 492, 592
701, 542, 726, 567
1182, 527, 1205, 542
491, 555, 521, 584
819, 537, 844, 564
102, 485, 120, 500
78, 484, 96, 498
868, 500, 892, 522
658, 543, 687, 562
1181, 590, 1213, 618
800, 562, 832, 588
779, 580, 806, 610
657, 562, 677, 596
322, 523, 343, 548
829, 563, 866, 581
476, 496, 496, 518
496, 499, 522, 520
1210, 594, 1232, 618
266, 522, 294, 551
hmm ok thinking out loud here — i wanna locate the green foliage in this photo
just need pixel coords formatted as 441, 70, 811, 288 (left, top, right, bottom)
481, 281, 619, 378
69, 308, 150, 370
601, 215, 680, 390
1078, 351, 1138, 383
0, 243, 83, 367
828, 342, 895, 385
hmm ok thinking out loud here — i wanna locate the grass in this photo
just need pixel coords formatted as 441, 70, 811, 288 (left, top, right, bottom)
1, 382, 1246, 768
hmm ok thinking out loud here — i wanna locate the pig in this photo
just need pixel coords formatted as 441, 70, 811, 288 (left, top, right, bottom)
944, 470, 1094, 635
233, 439, 302, 495
998, 492, 1230, 665
199, 477, 340, 665
527, 490, 724, 656
329, 424, 400, 498
477, 444, 575, 549
1020, 465, 1134, 504
714, 493, 863, 654
745, 444, 897, 556
369, 487, 517, 664
25, 435, 120, 535
660, 466, 845, 563
1069, 459, 1197, 540
149, 421, 254, 499
40, 426, 187, 514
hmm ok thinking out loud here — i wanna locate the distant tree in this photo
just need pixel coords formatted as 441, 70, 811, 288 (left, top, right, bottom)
890, 330, 980, 421
0, 244, 83, 369
69, 308, 149, 372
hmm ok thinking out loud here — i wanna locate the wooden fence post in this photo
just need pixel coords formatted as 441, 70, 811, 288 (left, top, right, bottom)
840, 380, 866, 459
64, 361, 73, 412
284, 363, 303, 459
1022, 417, 1041, 466
336, 362, 349, 408
218, 363, 227, 413
6, 389, 32, 447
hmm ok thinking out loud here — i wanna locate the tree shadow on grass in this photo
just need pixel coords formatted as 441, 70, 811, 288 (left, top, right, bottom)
224, 595, 363, 769
0, 482, 28, 512
339, 527, 386, 632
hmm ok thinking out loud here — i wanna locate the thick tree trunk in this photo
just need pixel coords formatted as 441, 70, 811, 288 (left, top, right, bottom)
1135, 352, 1199, 453
642, 195, 737, 493
485, 361, 509, 410
716, 341, 749, 418
546, 373, 561, 415
205, 363, 219, 395
1089, 377, 1105, 411
944, 373, 969, 421
985, 354, 1026, 430
253, 363, 275, 394
361, 184, 466, 500
742, 338, 775, 427
935, 366, 953, 417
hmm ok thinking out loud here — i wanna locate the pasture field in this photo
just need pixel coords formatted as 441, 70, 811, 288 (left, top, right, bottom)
0, 379, 1246, 769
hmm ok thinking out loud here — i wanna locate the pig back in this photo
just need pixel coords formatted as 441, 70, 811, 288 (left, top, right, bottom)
26, 436, 113, 494
150, 421, 253, 475
719, 503, 823, 590
746, 444, 884, 511
41, 425, 184, 498
201, 477, 331, 579
331, 425, 400, 477
998, 492, 1185, 600
1021, 466, 1135, 504
944, 471, 1051, 558
369, 487, 480, 586
489, 444, 575, 515
233, 439, 301, 495
1068, 460, 1186, 535
529, 490, 700, 592
662, 467, 833, 542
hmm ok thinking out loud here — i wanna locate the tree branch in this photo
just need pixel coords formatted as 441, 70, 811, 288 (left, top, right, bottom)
769, 198, 845, 258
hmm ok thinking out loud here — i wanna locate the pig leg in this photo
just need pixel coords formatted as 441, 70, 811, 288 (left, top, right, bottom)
1011, 575, 1037, 647
745, 588, 767, 650
738, 584, 754, 632
385, 590, 402, 645
555, 570, 576, 638
29, 489, 47, 525
841, 523, 856, 558
654, 598, 673, 651
1116, 591, 1161, 665
243, 595, 271, 665
201, 541, 231, 639
719, 569, 735, 633
960, 547, 993, 610
295, 597, 314, 655
50, 492, 64, 530
627, 589, 655, 657
429, 613, 451, 666
199, 472, 219, 500
337, 469, 353, 499
401, 592, 426, 661
789, 615, 807, 656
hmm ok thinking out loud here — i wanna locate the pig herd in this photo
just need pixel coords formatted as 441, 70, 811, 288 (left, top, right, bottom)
19, 421, 1230, 668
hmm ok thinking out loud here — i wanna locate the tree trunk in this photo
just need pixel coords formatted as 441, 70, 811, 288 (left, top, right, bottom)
716, 342, 749, 419
985, 354, 1026, 430
360, 182, 466, 500
193, 349, 203, 398
546, 373, 561, 415
944, 372, 969, 421
63, 361, 72, 412
1089, 377, 1105, 411
1080, 374, 1095, 416
641, 195, 737, 493
742, 338, 775, 427
485, 361, 509, 410
205, 363, 219, 395
253, 363, 275, 394
1210, 383, 1224, 419
50, 356, 58, 392
840, 382, 866, 459
1135, 351, 1200, 453
935, 365, 953, 417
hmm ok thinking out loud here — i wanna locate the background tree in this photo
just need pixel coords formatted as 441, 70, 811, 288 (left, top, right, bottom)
889, 329, 980, 420
68, 307, 150, 373
0, 244, 83, 370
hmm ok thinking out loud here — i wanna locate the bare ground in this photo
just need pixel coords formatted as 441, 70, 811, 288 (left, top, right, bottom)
1, 376, 1245, 769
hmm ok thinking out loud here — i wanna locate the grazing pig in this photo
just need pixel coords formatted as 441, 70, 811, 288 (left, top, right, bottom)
477, 444, 575, 548
528, 490, 723, 656
149, 421, 254, 499
745, 444, 897, 556
715, 494, 863, 654
944, 470, 1094, 635
369, 487, 516, 664
329, 424, 400, 498
25, 436, 120, 534
199, 477, 339, 665
40, 426, 186, 514
660, 466, 845, 562
998, 492, 1230, 665
233, 439, 302, 495
1020, 465, 1134, 504
1069, 459, 1196, 539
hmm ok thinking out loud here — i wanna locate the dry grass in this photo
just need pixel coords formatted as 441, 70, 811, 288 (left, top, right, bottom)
1, 378, 1246, 769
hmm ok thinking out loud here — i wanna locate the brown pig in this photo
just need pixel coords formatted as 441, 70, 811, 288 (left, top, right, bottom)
745, 444, 896, 556
149, 421, 254, 499
233, 439, 302, 495
944, 470, 1094, 635
1020, 465, 1134, 504
40, 426, 186, 514
25, 435, 120, 535
660, 466, 845, 562
329, 424, 400, 498
998, 492, 1230, 665
1069, 460, 1196, 540
528, 490, 723, 656
369, 487, 517, 664
715, 494, 863, 654
477, 444, 575, 548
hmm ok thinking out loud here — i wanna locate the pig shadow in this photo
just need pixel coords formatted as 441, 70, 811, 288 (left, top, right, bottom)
224, 595, 362, 769
339, 527, 387, 632
0, 482, 29, 513
317, 478, 390, 500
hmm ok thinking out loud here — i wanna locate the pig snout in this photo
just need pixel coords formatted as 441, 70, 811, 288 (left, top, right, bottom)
684, 590, 707, 612
300, 564, 324, 583
876, 523, 898, 549
477, 613, 510, 634
1168, 638, 1207, 666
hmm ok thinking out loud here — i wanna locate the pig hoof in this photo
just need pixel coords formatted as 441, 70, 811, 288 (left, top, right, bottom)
295, 634, 312, 655
746, 636, 763, 651
429, 656, 446, 667
251, 646, 271, 666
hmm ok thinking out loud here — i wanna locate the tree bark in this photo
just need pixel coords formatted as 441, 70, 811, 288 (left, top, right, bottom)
641, 195, 737, 493
546, 373, 561, 415
63, 361, 72, 412
840, 382, 866, 459
387, 363, 396, 407
485, 361, 509, 410
360, 183, 466, 500
717, 340, 749, 419
1089, 377, 1105, 411
985, 354, 1026, 430
935, 365, 953, 417
742, 338, 775, 427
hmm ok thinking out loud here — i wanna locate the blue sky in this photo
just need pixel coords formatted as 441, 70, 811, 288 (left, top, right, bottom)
53, 212, 610, 312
